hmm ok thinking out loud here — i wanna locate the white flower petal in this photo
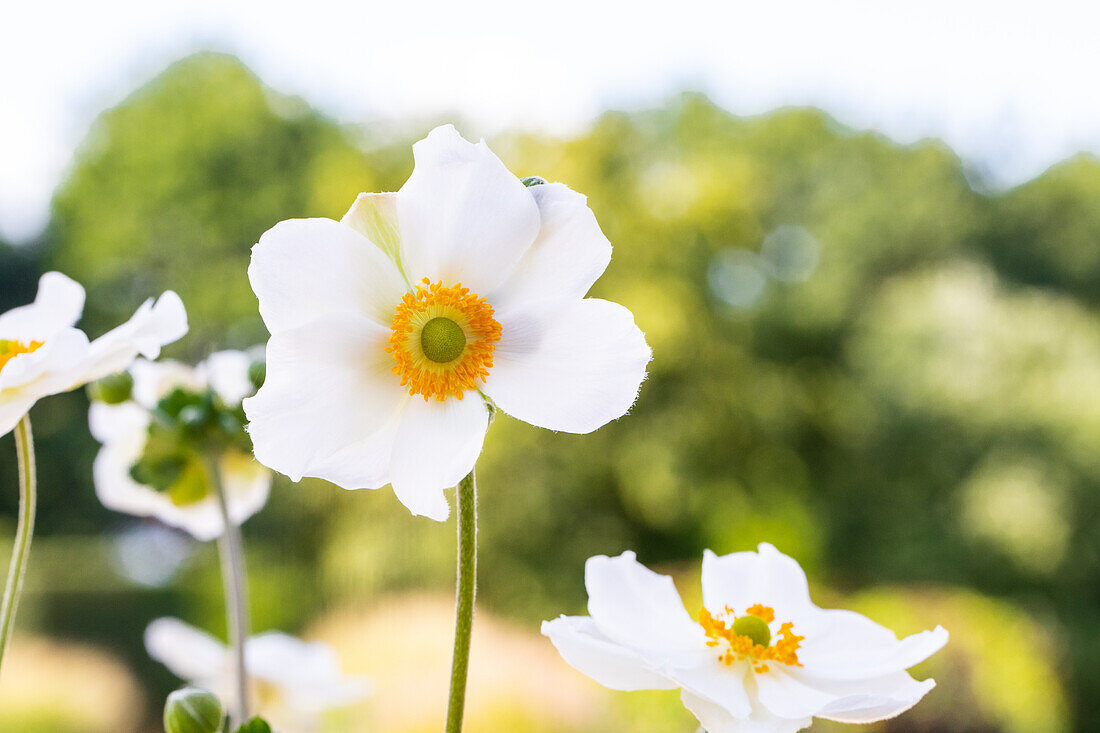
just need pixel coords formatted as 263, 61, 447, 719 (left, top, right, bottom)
342, 192, 403, 266
388, 395, 490, 521
88, 400, 149, 445
244, 314, 406, 483
306, 407, 404, 490
247, 633, 369, 712
701, 544, 813, 618
0, 271, 84, 341
0, 327, 90, 391
129, 354, 205, 405
94, 440, 164, 518
130, 358, 204, 409
796, 614, 948, 681
145, 617, 226, 682
484, 298, 650, 433
585, 551, 706, 653
249, 217, 408, 332
755, 667, 840, 720
800, 671, 937, 723
78, 290, 188, 385
672, 663, 753, 719
201, 350, 255, 405
0, 395, 35, 439
490, 182, 612, 313
681, 689, 808, 733
247, 632, 337, 682
396, 125, 539, 294
541, 616, 678, 692
219, 452, 273, 528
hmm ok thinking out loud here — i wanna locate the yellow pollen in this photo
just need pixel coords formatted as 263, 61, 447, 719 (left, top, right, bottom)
698, 605, 803, 670
386, 278, 502, 401
0, 340, 43, 374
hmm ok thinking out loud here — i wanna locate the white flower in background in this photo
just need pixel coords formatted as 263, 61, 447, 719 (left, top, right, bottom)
542, 544, 948, 733
245, 124, 650, 520
0, 271, 187, 437
146, 617, 370, 733
89, 351, 271, 541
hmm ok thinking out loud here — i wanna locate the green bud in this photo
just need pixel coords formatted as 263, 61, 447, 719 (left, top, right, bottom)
236, 718, 274, 733
89, 372, 134, 405
732, 614, 771, 648
248, 361, 266, 391
167, 460, 211, 507
420, 317, 466, 363
177, 404, 210, 430
521, 176, 547, 187
164, 687, 223, 733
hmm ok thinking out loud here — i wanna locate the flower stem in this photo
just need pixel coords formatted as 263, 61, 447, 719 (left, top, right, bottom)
445, 469, 478, 733
208, 455, 251, 727
0, 415, 36, 677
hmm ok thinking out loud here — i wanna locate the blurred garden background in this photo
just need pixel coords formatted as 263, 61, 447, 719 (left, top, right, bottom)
2, 46, 1099, 732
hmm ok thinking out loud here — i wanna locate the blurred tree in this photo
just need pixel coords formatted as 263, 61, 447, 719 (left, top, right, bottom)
984, 155, 1100, 304
46, 53, 380, 353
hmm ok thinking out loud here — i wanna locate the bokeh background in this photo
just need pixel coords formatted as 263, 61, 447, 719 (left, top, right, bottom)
2, 3, 1099, 731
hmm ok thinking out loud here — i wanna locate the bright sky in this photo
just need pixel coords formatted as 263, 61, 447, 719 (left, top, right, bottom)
3, 0, 1099, 242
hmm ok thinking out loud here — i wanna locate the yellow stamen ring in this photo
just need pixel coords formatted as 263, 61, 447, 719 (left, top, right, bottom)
0, 340, 44, 374
699, 605, 803, 673
386, 278, 502, 402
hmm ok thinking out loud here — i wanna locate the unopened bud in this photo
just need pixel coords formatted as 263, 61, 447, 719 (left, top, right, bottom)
236, 718, 274, 733
248, 361, 266, 391
89, 372, 134, 405
163, 686, 223, 733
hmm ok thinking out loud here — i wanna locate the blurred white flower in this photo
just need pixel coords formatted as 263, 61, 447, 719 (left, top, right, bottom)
245, 124, 650, 520
90, 352, 271, 541
0, 271, 187, 437
543, 544, 948, 733
146, 617, 370, 733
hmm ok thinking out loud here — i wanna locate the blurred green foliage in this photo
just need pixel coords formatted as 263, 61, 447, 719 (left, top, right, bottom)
0, 52, 1098, 731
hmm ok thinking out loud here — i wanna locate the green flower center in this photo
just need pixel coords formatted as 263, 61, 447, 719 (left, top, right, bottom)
731, 614, 771, 648
420, 317, 467, 363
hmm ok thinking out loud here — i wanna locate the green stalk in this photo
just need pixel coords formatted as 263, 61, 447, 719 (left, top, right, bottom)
208, 455, 251, 727
444, 469, 478, 733
0, 414, 36, 676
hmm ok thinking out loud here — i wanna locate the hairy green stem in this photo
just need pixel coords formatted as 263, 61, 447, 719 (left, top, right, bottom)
209, 455, 251, 727
444, 469, 478, 733
0, 415, 36, 677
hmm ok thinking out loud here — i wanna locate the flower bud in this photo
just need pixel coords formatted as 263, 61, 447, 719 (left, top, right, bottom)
89, 371, 134, 405
236, 717, 274, 733
521, 176, 547, 187
248, 360, 266, 391
163, 687, 224, 733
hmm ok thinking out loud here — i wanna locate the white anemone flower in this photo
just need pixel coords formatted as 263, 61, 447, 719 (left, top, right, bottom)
542, 544, 948, 733
0, 271, 187, 437
245, 124, 650, 520
146, 617, 369, 733
89, 352, 271, 541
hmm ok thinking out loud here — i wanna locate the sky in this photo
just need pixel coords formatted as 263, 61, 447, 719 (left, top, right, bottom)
2, 0, 1099, 242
